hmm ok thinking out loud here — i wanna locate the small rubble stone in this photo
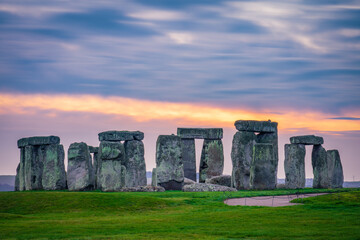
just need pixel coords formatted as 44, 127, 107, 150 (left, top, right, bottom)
199, 139, 224, 183
180, 138, 196, 181
17, 136, 60, 148
124, 140, 147, 187
290, 135, 324, 145
231, 131, 256, 190
250, 143, 277, 190
97, 141, 126, 191
182, 183, 237, 192
177, 128, 223, 139
234, 120, 277, 133
205, 175, 231, 187
284, 144, 305, 189
118, 186, 165, 192
98, 131, 144, 142
155, 135, 184, 190
67, 142, 95, 191
327, 150, 344, 188
312, 145, 329, 188
183, 177, 196, 186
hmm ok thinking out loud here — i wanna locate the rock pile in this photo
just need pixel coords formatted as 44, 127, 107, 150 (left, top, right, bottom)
15, 136, 66, 191
284, 135, 343, 189
231, 120, 278, 190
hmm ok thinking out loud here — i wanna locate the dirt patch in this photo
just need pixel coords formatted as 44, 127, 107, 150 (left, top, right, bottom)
224, 193, 329, 207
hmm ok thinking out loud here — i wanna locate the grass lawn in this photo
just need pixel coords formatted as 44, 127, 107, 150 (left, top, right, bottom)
0, 188, 359, 239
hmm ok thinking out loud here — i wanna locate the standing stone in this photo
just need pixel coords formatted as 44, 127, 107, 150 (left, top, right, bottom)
327, 150, 344, 188
17, 148, 26, 191
15, 163, 20, 191
24, 145, 44, 190
97, 141, 126, 191
89, 146, 99, 189
312, 145, 329, 188
199, 139, 224, 183
231, 131, 256, 190
250, 143, 276, 190
124, 140, 147, 187
180, 138, 196, 182
42, 144, 67, 190
151, 168, 157, 187
284, 144, 305, 189
155, 135, 184, 190
67, 142, 95, 191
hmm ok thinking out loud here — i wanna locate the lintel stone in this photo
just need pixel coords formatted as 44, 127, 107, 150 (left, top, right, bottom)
177, 128, 223, 139
88, 146, 99, 153
98, 130, 144, 141
234, 120, 277, 133
17, 136, 60, 148
290, 135, 324, 145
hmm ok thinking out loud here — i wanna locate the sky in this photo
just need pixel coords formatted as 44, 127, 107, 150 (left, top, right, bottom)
0, 0, 359, 181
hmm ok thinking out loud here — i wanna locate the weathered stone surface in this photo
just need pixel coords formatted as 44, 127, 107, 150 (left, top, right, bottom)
290, 135, 324, 145
231, 131, 256, 190
250, 143, 277, 190
205, 175, 231, 187
97, 141, 126, 191
98, 131, 144, 142
88, 146, 99, 153
312, 145, 329, 188
284, 144, 305, 189
155, 135, 184, 190
17, 136, 60, 148
177, 128, 223, 139
67, 142, 95, 191
327, 150, 343, 188
24, 145, 44, 190
17, 148, 26, 191
180, 138, 196, 181
42, 144, 66, 190
15, 163, 20, 191
151, 168, 157, 187
200, 139, 224, 183
184, 177, 196, 186
182, 183, 237, 192
118, 186, 165, 192
124, 140, 147, 187
234, 120, 277, 133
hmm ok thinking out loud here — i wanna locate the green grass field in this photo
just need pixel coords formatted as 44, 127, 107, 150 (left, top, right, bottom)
0, 188, 359, 239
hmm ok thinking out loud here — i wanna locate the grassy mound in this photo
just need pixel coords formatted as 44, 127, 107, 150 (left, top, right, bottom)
0, 189, 359, 239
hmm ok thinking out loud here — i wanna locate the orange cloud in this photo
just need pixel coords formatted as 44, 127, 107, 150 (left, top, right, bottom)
0, 92, 359, 132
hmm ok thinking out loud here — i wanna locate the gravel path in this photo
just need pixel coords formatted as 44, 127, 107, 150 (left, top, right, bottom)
224, 193, 329, 207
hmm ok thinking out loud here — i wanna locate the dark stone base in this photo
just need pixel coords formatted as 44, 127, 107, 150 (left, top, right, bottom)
158, 180, 183, 190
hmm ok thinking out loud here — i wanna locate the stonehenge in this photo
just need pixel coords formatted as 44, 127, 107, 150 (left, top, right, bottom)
177, 128, 224, 183
284, 135, 344, 189
231, 120, 278, 190
14, 121, 345, 192
15, 136, 66, 191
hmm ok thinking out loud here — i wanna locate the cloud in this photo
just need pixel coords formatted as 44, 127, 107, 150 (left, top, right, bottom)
127, 9, 185, 21
167, 32, 194, 44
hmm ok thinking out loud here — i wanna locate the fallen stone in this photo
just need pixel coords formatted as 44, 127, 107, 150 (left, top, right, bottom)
177, 128, 223, 139
118, 186, 165, 192
183, 177, 196, 186
234, 120, 277, 133
182, 183, 237, 192
17, 136, 60, 148
155, 135, 184, 190
312, 145, 329, 188
199, 139, 224, 183
290, 135, 324, 145
250, 143, 277, 190
205, 175, 231, 187
42, 144, 67, 190
327, 150, 343, 188
231, 131, 256, 190
284, 144, 305, 189
67, 142, 95, 191
97, 141, 126, 191
98, 130, 144, 142
124, 140, 147, 187
180, 138, 196, 181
